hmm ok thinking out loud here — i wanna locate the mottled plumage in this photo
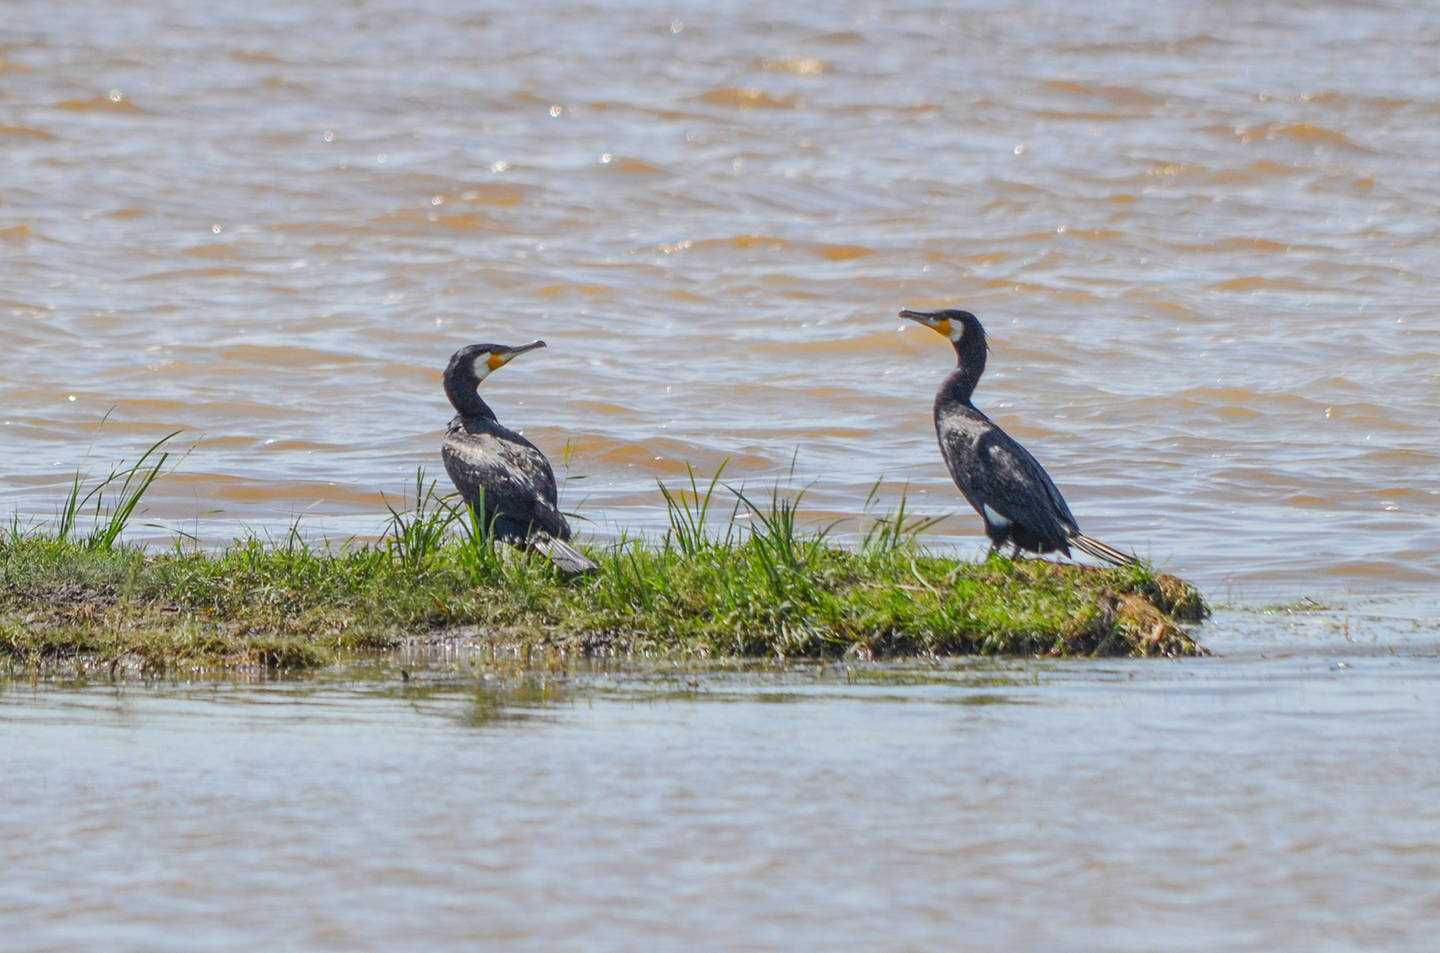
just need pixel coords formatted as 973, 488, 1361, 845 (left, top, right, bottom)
440, 341, 595, 574
901, 309, 1135, 565
442, 418, 569, 542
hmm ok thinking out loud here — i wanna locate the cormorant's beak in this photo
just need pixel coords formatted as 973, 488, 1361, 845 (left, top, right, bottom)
900, 310, 953, 338
487, 339, 547, 371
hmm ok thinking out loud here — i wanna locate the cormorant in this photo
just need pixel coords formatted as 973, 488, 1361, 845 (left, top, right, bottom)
441, 340, 596, 574
899, 309, 1136, 566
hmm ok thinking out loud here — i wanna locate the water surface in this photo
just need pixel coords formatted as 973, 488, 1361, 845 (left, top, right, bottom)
3, 606, 1438, 952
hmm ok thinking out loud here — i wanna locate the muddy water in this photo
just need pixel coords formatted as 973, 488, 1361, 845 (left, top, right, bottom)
2, 608, 1438, 953
3, 1, 1439, 598
7, 7, 1438, 947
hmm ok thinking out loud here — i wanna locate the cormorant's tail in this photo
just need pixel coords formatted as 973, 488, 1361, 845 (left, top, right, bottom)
532, 535, 598, 576
1070, 533, 1138, 567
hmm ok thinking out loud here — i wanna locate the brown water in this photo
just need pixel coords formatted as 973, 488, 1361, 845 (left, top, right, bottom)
8, 8, 1440, 947
4, 2, 1440, 597
3, 605, 1439, 953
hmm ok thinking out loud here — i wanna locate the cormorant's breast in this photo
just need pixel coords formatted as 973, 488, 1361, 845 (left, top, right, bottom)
933, 401, 999, 505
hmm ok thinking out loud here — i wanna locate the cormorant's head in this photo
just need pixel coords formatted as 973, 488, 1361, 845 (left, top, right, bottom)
446, 340, 546, 384
899, 309, 986, 351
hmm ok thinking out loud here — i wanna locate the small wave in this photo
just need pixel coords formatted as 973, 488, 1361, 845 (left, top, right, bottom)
1286, 494, 1332, 508
974, 277, 1101, 303
0, 298, 51, 317
1233, 122, 1368, 151
215, 344, 364, 368
1056, 34, 1225, 55
534, 283, 615, 300
1328, 561, 1440, 583
757, 57, 828, 76
600, 156, 664, 175
166, 472, 388, 508
1207, 160, 1306, 184
180, 242, 248, 260
737, 425, 875, 440
927, 250, 1012, 267
452, 184, 526, 206
1318, 402, 1424, 432
1362, 448, 1439, 467
770, 329, 911, 357
128, 267, 254, 282
679, 234, 871, 261
1054, 227, 1124, 241
369, 361, 437, 387
815, 243, 872, 261
698, 88, 797, 109
585, 100, 708, 124
190, 435, 254, 450
561, 433, 771, 475
106, 398, 192, 416
374, 208, 503, 232
1216, 406, 1263, 421
1174, 237, 1293, 254
55, 93, 141, 113
1039, 80, 1163, 106
797, 384, 884, 402
1374, 486, 1434, 502
571, 400, 637, 417
0, 124, 56, 141
428, 212, 495, 231
810, 31, 865, 45
228, 50, 285, 65
1271, 89, 1408, 112
1171, 386, 1323, 412
0, 224, 38, 243
1144, 162, 1206, 179
690, 234, 791, 253
1031, 109, 1135, 123
1209, 276, 1317, 293
259, 439, 349, 453
260, 76, 311, 92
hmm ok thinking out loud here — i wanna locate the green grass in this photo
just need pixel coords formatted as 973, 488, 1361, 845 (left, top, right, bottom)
0, 454, 1209, 676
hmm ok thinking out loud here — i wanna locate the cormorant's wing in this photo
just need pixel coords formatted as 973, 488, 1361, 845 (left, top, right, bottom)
442, 425, 570, 540
972, 429, 1079, 544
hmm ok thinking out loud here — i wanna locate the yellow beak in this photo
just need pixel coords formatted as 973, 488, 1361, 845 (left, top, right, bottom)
899, 310, 951, 338
487, 339, 547, 371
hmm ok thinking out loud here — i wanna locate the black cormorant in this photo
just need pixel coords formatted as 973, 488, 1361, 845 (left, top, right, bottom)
900, 309, 1135, 566
441, 340, 596, 574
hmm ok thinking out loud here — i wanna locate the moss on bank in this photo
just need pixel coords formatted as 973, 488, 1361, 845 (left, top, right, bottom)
0, 532, 1207, 676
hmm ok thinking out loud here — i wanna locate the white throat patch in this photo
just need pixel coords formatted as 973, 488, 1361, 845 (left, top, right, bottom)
472, 353, 494, 381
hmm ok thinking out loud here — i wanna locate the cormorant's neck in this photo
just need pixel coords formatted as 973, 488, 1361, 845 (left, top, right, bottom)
443, 367, 496, 421
939, 337, 987, 406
